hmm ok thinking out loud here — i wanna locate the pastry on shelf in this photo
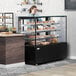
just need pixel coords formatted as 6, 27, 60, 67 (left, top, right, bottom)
43, 25, 49, 30
49, 20, 55, 23
43, 21, 49, 23
40, 41, 50, 45
27, 21, 35, 24
38, 25, 44, 30
50, 27, 56, 30
37, 35, 45, 38
30, 41, 41, 45
51, 38, 58, 43
28, 35, 35, 38
27, 22, 30, 24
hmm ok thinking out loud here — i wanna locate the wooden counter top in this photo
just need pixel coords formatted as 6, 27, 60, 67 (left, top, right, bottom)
0, 33, 25, 37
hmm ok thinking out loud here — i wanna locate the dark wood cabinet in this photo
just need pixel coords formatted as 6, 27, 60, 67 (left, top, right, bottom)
0, 34, 25, 64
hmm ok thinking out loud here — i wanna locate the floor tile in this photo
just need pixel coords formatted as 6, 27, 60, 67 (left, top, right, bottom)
0, 68, 7, 75
0, 73, 9, 76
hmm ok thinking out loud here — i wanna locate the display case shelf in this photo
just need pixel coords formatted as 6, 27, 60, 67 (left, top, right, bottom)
25, 29, 60, 34
24, 36, 60, 41
26, 21, 59, 26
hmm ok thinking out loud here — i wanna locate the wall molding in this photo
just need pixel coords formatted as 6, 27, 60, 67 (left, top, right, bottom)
69, 56, 76, 59
0, 62, 25, 68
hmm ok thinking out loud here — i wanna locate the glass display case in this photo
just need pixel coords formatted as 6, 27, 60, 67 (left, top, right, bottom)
18, 16, 68, 65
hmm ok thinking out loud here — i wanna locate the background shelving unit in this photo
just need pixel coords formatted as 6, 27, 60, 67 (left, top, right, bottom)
17, 0, 42, 13
0, 12, 14, 28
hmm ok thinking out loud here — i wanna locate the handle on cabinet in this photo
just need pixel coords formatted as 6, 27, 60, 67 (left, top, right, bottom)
36, 48, 40, 50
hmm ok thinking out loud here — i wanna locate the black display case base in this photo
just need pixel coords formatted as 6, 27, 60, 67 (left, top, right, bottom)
25, 43, 68, 65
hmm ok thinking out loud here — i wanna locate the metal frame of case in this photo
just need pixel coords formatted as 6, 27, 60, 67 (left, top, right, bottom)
18, 16, 68, 65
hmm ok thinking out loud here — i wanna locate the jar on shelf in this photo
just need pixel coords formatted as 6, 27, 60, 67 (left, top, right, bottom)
12, 27, 16, 33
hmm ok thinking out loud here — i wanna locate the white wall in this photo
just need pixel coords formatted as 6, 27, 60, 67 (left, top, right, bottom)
0, 0, 76, 58
43, 0, 76, 58
42, 0, 66, 15
67, 12, 76, 58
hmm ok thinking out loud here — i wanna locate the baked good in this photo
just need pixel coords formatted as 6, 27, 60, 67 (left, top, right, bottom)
40, 42, 50, 45
30, 41, 41, 45
0, 32, 13, 34
51, 38, 58, 43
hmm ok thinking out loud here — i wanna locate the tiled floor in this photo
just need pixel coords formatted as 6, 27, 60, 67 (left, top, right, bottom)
0, 59, 76, 76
